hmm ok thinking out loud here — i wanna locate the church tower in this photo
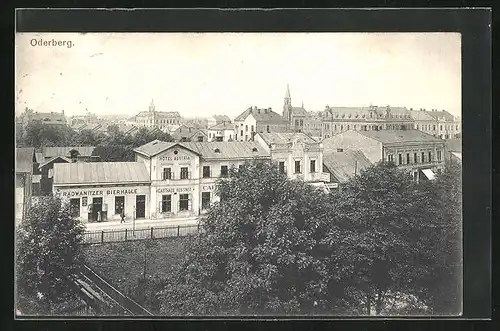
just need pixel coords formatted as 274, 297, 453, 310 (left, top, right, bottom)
149, 98, 156, 112
283, 84, 292, 122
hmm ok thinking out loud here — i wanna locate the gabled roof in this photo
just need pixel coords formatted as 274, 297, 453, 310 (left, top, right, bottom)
425, 110, 455, 121
16, 148, 35, 173
181, 141, 269, 160
257, 132, 317, 146
409, 110, 436, 121
53, 162, 150, 186
117, 124, 138, 134
134, 140, 269, 160
212, 115, 231, 123
357, 130, 444, 144
43, 146, 96, 158
208, 122, 234, 130
323, 150, 372, 183
235, 107, 286, 124
290, 107, 308, 117
38, 156, 71, 169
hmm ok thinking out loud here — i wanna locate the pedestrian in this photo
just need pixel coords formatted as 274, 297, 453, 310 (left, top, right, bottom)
97, 210, 101, 222
120, 208, 125, 223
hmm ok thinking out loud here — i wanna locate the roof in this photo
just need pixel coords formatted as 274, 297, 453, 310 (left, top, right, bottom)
53, 162, 150, 186
425, 110, 455, 121
212, 115, 231, 123
257, 132, 317, 145
446, 138, 462, 153
209, 122, 234, 131
134, 140, 269, 160
409, 110, 436, 121
117, 124, 138, 134
290, 107, 308, 117
16, 148, 35, 173
325, 106, 412, 120
450, 152, 462, 160
26, 112, 66, 125
357, 130, 444, 144
43, 146, 96, 158
323, 150, 372, 183
39, 156, 71, 169
135, 111, 181, 118
181, 141, 270, 160
235, 107, 287, 124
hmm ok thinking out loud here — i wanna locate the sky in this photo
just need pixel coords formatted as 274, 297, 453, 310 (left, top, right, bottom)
15, 33, 461, 118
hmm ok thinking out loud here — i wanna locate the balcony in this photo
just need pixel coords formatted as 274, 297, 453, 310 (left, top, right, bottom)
157, 171, 193, 182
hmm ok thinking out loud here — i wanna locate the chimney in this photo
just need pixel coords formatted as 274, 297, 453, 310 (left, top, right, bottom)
254, 106, 257, 110
62, 110, 65, 115
258, 109, 261, 114
265, 109, 268, 114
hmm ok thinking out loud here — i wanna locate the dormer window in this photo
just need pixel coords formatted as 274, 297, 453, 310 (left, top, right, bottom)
252, 147, 258, 152
214, 148, 220, 153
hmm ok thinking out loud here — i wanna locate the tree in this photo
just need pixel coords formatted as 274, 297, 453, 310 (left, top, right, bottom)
329, 162, 446, 315
16, 196, 85, 314
159, 161, 353, 316
92, 144, 135, 162
414, 162, 462, 315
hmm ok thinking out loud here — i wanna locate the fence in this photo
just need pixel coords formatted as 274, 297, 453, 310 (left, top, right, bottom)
82, 224, 202, 245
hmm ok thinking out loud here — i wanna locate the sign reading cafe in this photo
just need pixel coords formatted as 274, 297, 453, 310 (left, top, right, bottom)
56, 188, 139, 197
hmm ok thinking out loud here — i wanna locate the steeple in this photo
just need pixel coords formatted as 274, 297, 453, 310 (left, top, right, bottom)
283, 84, 292, 122
301, 100, 304, 109
149, 98, 155, 112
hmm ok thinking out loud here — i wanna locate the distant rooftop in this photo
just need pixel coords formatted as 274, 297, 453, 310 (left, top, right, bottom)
357, 129, 444, 144
43, 146, 96, 158
235, 107, 287, 124
323, 150, 372, 183
257, 132, 318, 146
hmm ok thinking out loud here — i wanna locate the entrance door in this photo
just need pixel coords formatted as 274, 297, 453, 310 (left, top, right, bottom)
92, 197, 103, 222
136, 195, 146, 219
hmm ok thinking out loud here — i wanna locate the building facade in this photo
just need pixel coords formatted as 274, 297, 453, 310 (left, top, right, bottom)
322, 130, 446, 181
134, 140, 270, 219
207, 115, 231, 128
234, 106, 288, 141
21, 108, 67, 129
53, 162, 151, 223
255, 132, 331, 185
410, 109, 461, 139
207, 122, 234, 142
131, 100, 182, 131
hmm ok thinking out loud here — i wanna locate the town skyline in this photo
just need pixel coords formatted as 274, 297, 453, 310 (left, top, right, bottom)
16, 32, 461, 118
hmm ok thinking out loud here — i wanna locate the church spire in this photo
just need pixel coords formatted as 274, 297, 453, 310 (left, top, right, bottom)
285, 84, 291, 99
149, 98, 155, 112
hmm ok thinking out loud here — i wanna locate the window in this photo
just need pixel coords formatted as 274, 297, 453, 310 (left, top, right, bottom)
203, 166, 211, 178
456, 125, 459, 130
388, 155, 394, 162
310, 160, 316, 173
240, 130, 243, 137
197, 136, 204, 142
220, 165, 228, 177
398, 154, 402, 165
245, 125, 248, 132
161, 195, 171, 213
266, 125, 270, 133
440, 125, 443, 131
300, 120, 304, 126
115, 196, 124, 214
279, 161, 285, 174
251, 125, 254, 132
414, 152, 418, 164
202, 192, 211, 210
245, 134, 248, 141
437, 150, 442, 161
180, 167, 189, 179
340, 125, 344, 130
179, 194, 189, 211
428, 151, 432, 162
433, 125, 436, 130
347, 125, 350, 130
163, 167, 172, 180
406, 153, 410, 164
70, 198, 80, 217
294, 160, 301, 174
421, 152, 425, 163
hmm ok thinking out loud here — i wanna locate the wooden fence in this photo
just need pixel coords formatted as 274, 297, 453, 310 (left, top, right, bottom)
82, 224, 202, 245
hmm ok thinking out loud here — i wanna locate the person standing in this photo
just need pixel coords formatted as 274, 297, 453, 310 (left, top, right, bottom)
97, 210, 102, 223
120, 206, 125, 223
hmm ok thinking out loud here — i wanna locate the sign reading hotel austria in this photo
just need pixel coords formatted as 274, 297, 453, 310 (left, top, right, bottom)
159, 155, 191, 161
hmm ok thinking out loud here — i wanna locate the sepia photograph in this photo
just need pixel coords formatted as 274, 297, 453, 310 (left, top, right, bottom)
15, 31, 463, 317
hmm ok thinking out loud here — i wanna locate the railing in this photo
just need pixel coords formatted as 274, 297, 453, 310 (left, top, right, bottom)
82, 224, 202, 245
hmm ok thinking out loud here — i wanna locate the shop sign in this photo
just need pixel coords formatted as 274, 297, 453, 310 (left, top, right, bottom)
56, 188, 139, 197
159, 155, 191, 161
201, 185, 215, 191
157, 186, 193, 194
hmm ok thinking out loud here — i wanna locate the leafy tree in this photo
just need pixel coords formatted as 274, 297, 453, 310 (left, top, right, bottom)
70, 129, 105, 146
329, 162, 451, 315
16, 196, 85, 315
159, 161, 354, 316
92, 144, 135, 162
413, 162, 462, 315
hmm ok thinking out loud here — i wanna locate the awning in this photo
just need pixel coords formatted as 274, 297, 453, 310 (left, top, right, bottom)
421, 169, 436, 180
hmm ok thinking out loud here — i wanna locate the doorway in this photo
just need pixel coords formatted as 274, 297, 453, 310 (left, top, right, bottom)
92, 197, 103, 222
136, 195, 146, 219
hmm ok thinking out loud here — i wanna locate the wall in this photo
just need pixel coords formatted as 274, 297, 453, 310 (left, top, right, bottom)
234, 116, 257, 141
53, 184, 150, 223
